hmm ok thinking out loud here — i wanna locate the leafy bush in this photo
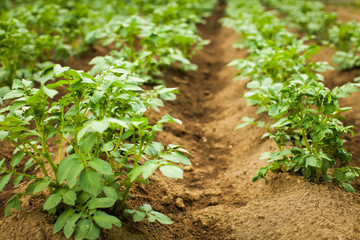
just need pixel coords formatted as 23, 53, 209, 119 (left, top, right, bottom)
0, 64, 191, 239
263, 0, 360, 71
224, 0, 360, 192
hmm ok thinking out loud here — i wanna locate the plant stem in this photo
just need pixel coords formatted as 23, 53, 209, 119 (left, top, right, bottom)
74, 99, 80, 153
59, 107, 64, 163
117, 182, 133, 211
301, 128, 312, 153
36, 119, 57, 175
11, 139, 49, 177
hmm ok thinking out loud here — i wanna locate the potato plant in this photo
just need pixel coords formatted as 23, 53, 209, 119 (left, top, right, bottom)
0, 64, 191, 239
224, 0, 360, 192
330, 21, 360, 70
262, 0, 338, 40
263, 0, 360, 71
0, 0, 216, 86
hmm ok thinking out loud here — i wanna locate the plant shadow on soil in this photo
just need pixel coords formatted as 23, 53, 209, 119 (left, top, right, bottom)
2, 3, 360, 240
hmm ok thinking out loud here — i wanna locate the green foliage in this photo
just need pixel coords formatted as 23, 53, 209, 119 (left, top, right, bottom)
0, 1, 217, 237
262, 0, 338, 40
225, 0, 360, 192
124, 204, 174, 225
263, 0, 360, 71
0, 0, 217, 85
0, 64, 192, 239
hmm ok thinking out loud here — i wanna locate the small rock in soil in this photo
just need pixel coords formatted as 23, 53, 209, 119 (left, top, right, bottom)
203, 90, 213, 100
161, 195, 174, 205
192, 212, 217, 227
182, 191, 201, 201
193, 175, 201, 181
172, 76, 188, 85
202, 68, 211, 74
209, 197, 219, 205
175, 197, 186, 209
213, 142, 226, 149
203, 90, 211, 96
203, 189, 221, 196
209, 154, 215, 161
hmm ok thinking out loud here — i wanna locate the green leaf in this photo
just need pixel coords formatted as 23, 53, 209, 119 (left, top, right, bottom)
75, 219, 100, 240
58, 154, 84, 188
0, 86, 10, 98
140, 204, 152, 212
4, 194, 21, 217
79, 170, 102, 196
10, 152, 25, 168
77, 192, 90, 205
87, 197, 116, 209
54, 64, 70, 76
252, 167, 269, 182
3, 89, 24, 100
90, 119, 109, 133
88, 158, 112, 175
79, 72, 95, 84
0, 174, 12, 191
150, 210, 174, 225
13, 175, 23, 187
42, 85, 58, 99
235, 122, 250, 129
63, 213, 81, 239
342, 182, 355, 193
40, 65, 55, 84
247, 81, 260, 89
268, 102, 289, 118
80, 133, 97, 154
22, 79, 32, 88
108, 118, 128, 128
149, 98, 164, 107
54, 208, 75, 233
305, 155, 321, 168
159, 165, 183, 179
0, 131, 9, 140
43, 192, 62, 210
133, 211, 146, 222
123, 84, 143, 91
63, 190, 77, 206
162, 152, 191, 165
129, 166, 144, 182
148, 215, 156, 222
142, 163, 159, 179
159, 114, 182, 125
103, 186, 119, 200
145, 142, 164, 157
25, 179, 51, 194
334, 169, 346, 181
160, 92, 176, 101
93, 211, 121, 229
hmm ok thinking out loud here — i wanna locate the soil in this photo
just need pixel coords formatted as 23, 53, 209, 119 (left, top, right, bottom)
1, 3, 360, 240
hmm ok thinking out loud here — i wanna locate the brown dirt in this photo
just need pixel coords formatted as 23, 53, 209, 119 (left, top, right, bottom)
2, 3, 360, 240
326, 4, 360, 22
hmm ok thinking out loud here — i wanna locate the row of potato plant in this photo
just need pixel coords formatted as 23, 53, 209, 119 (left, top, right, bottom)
0, 1, 218, 239
262, 0, 360, 70
0, 0, 215, 87
222, 0, 360, 192
0, 65, 189, 240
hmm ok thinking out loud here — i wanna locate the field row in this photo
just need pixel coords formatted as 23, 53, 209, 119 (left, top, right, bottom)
0, 1, 217, 239
223, 0, 360, 191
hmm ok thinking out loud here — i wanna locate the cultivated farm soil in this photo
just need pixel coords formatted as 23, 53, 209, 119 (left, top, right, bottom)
1, 4, 360, 240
